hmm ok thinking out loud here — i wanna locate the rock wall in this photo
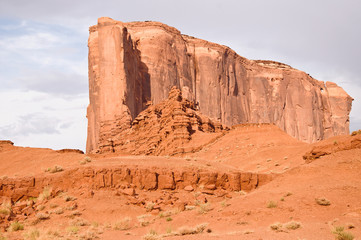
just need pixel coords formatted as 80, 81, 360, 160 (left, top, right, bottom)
87, 17, 353, 153
0, 166, 273, 202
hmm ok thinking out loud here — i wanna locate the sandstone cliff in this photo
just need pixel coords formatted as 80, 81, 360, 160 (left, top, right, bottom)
86, 17, 353, 154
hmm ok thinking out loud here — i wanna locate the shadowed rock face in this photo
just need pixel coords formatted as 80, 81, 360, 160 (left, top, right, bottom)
86, 17, 353, 154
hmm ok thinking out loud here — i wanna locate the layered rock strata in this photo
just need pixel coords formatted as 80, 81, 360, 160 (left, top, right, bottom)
87, 17, 353, 153
0, 166, 273, 202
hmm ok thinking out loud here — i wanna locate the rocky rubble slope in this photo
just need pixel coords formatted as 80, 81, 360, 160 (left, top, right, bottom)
98, 87, 226, 155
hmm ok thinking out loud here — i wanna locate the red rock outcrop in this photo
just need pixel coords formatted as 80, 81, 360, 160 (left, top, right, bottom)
86, 17, 353, 153
0, 166, 273, 202
98, 86, 226, 155
303, 132, 361, 162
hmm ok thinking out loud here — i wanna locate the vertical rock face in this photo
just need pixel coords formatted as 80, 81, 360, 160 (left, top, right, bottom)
87, 17, 353, 154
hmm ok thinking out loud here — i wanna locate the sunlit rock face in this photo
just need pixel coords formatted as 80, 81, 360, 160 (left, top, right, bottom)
86, 17, 353, 154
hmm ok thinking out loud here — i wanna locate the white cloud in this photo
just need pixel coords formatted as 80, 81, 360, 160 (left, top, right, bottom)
0, 90, 87, 150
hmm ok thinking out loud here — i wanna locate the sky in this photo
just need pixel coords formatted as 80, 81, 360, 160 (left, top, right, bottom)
0, 0, 360, 151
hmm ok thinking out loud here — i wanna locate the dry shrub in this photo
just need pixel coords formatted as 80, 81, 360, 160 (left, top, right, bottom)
35, 212, 50, 220
333, 226, 354, 240
24, 228, 40, 240
267, 201, 277, 208
315, 198, 331, 206
38, 187, 52, 201
284, 221, 301, 230
198, 203, 212, 214
113, 217, 132, 230
7, 221, 24, 232
45, 166, 63, 173
71, 218, 89, 226
269, 222, 282, 231
177, 223, 208, 235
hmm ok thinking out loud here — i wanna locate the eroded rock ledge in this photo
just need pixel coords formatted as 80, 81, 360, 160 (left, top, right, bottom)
0, 166, 273, 202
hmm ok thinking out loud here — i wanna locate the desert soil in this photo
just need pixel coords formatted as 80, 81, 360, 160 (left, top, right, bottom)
0, 125, 360, 240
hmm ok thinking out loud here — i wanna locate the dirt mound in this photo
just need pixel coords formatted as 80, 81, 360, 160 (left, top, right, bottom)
191, 123, 308, 173
100, 87, 226, 155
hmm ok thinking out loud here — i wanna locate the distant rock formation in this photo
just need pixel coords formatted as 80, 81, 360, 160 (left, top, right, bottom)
86, 17, 353, 154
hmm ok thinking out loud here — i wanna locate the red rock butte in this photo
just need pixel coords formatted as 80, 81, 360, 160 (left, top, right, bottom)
86, 17, 353, 154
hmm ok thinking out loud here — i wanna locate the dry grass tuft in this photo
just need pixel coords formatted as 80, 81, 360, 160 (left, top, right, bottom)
23, 228, 40, 240
64, 195, 77, 202
198, 203, 212, 214
177, 223, 208, 235
67, 225, 79, 235
267, 200, 277, 208
36, 212, 50, 220
45, 165, 63, 173
7, 221, 24, 232
137, 214, 152, 227
315, 197, 331, 206
333, 226, 354, 240
270, 222, 283, 231
71, 218, 89, 226
143, 230, 162, 240
284, 221, 301, 230
113, 217, 132, 230
38, 187, 52, 201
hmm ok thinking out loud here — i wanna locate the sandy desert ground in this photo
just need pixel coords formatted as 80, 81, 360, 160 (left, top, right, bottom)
1, 125, 360, 240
